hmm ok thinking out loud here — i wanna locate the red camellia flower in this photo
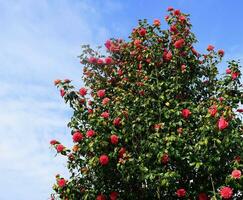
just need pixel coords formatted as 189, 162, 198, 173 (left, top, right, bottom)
218, 49, 225, 57
134, 39, 141, 47
54, 79, 61, 85
208, 105, 217, 117
219, 186, 233, 199
79, 87, 87, 96
117, 69, 123, 76
198, 193, 208, 200
105, 39, 112, 50
99, 154, 109, 166
207, 45, 214, 51
231, 169, 241, 179
110, 192, 118, 200
113, 117, 121, 126
237, 108, 243, 113
96, 194, 106, 200
232, 72, 239, 80
218, 117, 229, 130
179, 15, 186, 22
181, 108, 191, 119
102, 97, 110, 105
167, 6, 174, 11
174, 39, 185, 49
56, 144, 65, 153
60, 89, 65, 97
163, 51, 172, 61
161, 153, 170, 164
218, 97, 224, 102
57, 178, 66, 188
176, 188, 186, 197
97, 58, 104, 65
97, 89, 106, 98
50, 140, 58, 145
170, 25, 177, 33
101, 111, 109, 119
181, 64, 186, 73
119, 147, 126, 158
110, 134, 119, 145
105, 57, 113, 65
174, 9, 181, 16
88, 57, 97, 64
226, 68, 231, 74
86, 129, 95, 138
72, 131, 83, 142
153, 19, 161, 26
139, 28, 147, 36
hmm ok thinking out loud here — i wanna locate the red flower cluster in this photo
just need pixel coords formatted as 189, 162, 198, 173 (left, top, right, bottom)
219, 186, 233, 199
176, 188, 186, 197
99, 155, 109, 166
181, 108, 191, 119
72, 131, 83, 142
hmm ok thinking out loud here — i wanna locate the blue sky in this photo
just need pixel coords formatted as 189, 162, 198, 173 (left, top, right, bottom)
0, 0, 242, 199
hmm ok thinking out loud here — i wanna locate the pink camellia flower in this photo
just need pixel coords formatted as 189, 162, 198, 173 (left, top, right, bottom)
231, 169, 241, 179
57, 178, 66, 188
88, 57, 97, 64
110, 134, 119, 145
218, 49, 225, 57
109, 191, 118, 200
181, 108, 191, 119
226, 68, 231, 74
50, 140, 58, 145
96, 194, 106, 200
102, 97, 110, 105
56, 144, 65, 153
161, 153, 170, 164
72, 131, 83, 142
99, 154, 109, 166
163, 51, 173, 61
60, 89, 65, 97
174, 9, 181, 16
207, 45, 214, 51
232, 72, 239, 80
79, 87, 87, 96
198, 193, 208, 200
219, 186, 233, 199
105, 57, 113, 65
97, 89, 106, 98
113, 117, 121, 126
174, 39, 185, 49
97, 58, 104, 65
139, 28, 146, 36
208, 105, 217, 117
86, 129, 95, 138
101, 111, 109, 119
218, 117, 229, 130
153, 19, 161, 26
176, 188, 186, 197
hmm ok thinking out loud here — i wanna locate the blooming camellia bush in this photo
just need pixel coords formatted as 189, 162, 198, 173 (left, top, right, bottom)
50, 7, 243, 200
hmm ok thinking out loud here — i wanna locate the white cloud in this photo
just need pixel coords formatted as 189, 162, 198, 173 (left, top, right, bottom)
0, 0, 124, 199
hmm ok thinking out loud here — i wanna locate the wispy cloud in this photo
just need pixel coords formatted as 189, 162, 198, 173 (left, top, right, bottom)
0, 0, 123, 199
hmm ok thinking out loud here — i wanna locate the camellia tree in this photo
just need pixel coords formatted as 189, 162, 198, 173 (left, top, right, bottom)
50, 7, 243, 200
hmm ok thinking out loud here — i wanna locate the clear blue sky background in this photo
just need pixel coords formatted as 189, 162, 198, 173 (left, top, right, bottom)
0, 0, 242, 199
